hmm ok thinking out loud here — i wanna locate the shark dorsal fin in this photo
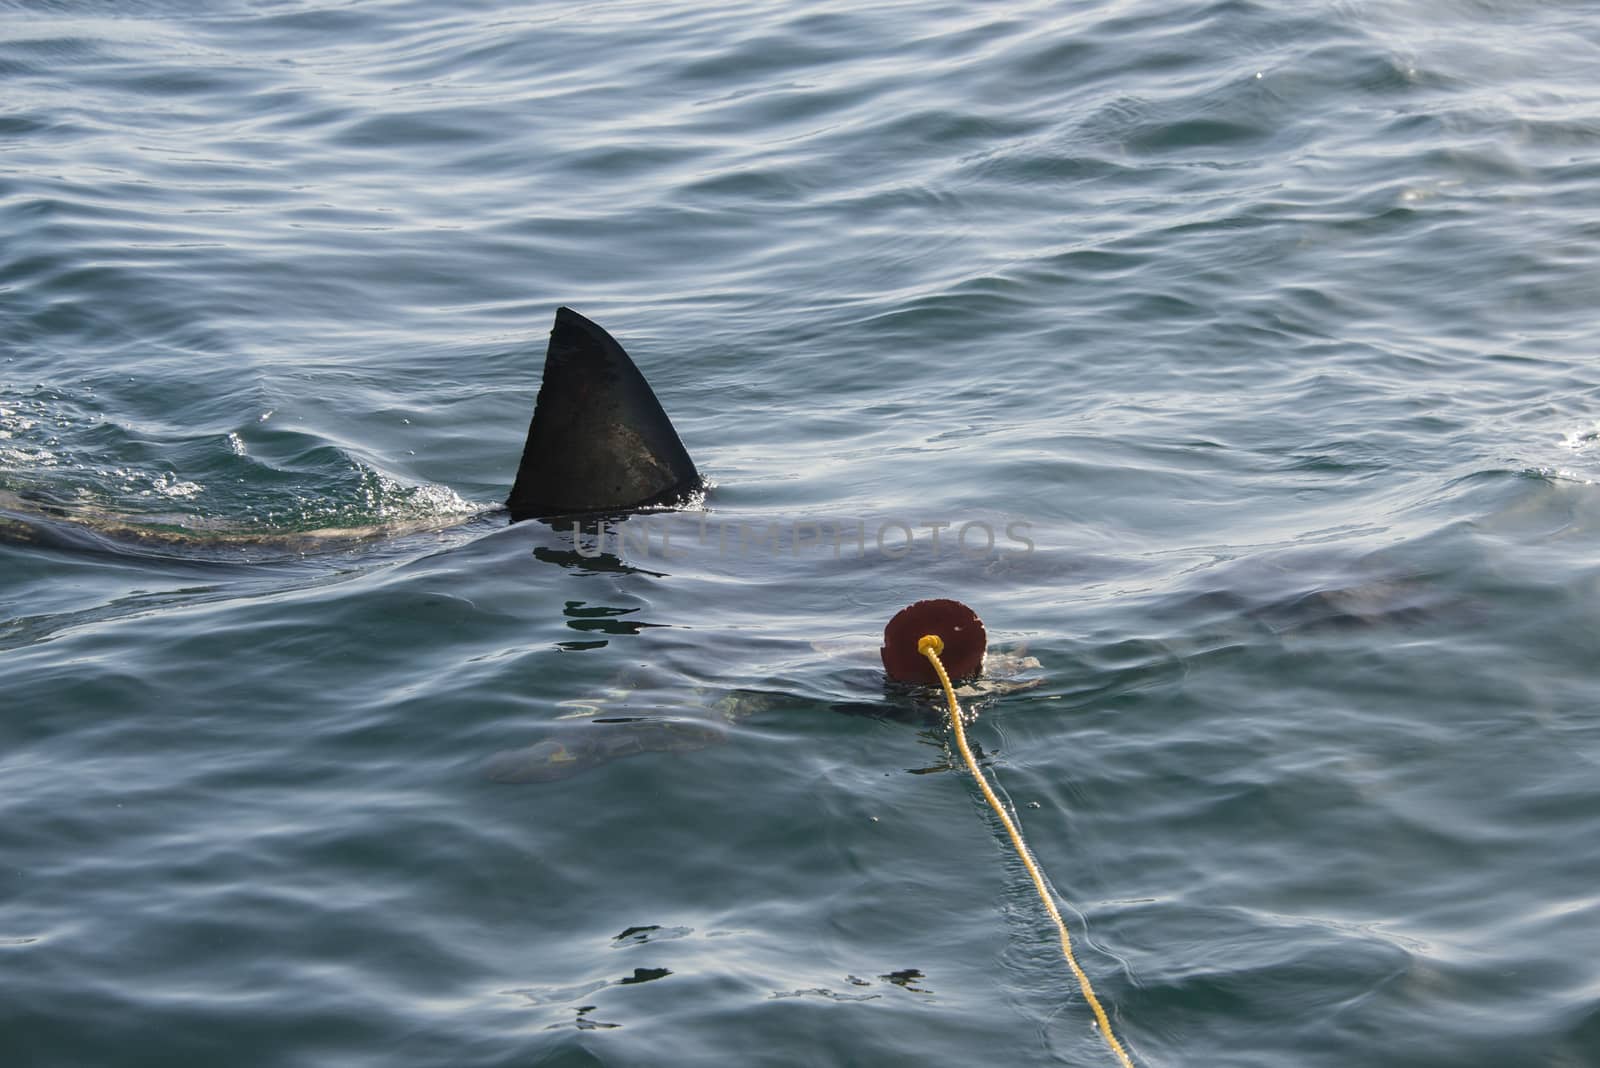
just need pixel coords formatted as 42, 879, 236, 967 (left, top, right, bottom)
507, 307, 701, 521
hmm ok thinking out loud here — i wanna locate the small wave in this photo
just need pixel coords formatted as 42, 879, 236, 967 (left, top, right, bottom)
278, 467, 487, 533
141, 471, 204, 500
1, 384, 492, 550
1561, 424, 1600, 454
1513, 423, 1600, 486
1522, 466, 1595, 487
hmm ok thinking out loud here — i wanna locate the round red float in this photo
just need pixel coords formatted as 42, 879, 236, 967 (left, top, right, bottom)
880, 599, 987, 685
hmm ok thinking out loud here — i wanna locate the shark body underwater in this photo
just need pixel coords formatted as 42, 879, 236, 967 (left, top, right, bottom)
2, 307, 1443, 784
2, 308, 1037, 782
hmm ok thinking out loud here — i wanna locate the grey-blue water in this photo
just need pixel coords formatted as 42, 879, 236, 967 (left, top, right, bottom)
4, 2, 1600, 1065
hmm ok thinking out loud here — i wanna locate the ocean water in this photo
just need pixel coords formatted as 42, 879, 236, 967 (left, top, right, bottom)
4, 1, 1600, 1064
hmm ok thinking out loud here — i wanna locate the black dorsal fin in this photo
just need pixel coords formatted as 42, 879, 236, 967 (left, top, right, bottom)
507, 307, 701, 521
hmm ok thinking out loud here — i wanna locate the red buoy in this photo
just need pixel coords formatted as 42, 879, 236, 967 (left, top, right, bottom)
881, 599, 987, 685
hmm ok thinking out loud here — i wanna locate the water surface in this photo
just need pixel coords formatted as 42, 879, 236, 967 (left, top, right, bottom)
4, 1, 1600, 1065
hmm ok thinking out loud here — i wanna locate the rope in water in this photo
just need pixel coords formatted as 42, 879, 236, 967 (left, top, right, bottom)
917, 633, 1135, 1068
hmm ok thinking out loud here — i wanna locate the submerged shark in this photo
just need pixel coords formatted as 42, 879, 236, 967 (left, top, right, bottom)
0, 306, 705, 549
2, 311, 1039, 781
3, 307, 1461, 785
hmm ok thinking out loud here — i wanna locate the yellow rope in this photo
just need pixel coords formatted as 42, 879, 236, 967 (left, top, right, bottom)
918, 634, 1135, 1068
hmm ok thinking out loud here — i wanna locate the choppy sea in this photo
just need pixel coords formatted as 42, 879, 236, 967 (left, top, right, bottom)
5, 2, 1600, 1065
